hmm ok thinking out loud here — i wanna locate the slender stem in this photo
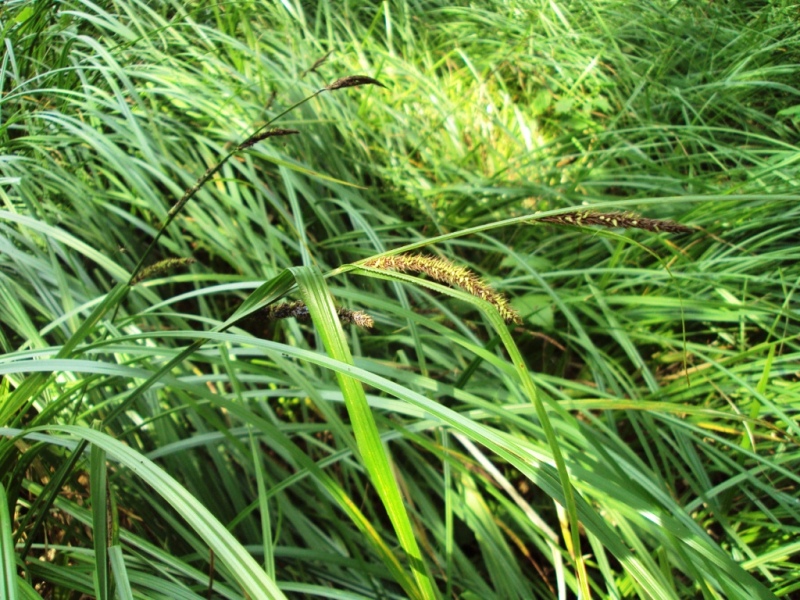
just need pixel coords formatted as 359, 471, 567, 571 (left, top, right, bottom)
127, 88, 325, 286
110, 87, 329, 324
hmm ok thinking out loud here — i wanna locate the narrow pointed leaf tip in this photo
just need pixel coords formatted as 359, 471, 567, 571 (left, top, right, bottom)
325, 75, 387, 91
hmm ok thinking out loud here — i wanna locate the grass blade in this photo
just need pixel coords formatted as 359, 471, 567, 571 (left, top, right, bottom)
291, 265, 438, 600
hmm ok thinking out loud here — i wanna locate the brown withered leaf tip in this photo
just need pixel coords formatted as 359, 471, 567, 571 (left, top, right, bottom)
540, 211, 692, 234
238, 128, 300, 150
261, 300, 374, 329
325, 75, 386, 91
363, 253, 521, 324
132, 257, 197, 285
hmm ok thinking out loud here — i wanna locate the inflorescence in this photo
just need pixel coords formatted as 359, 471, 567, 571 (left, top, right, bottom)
260, 300, 374, 329
539, 210, 692, 233
363, 253, 521, 324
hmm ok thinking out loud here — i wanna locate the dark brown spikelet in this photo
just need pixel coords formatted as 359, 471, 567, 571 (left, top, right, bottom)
238, 128, 300, 150
302, 50, 333, 77
540, 211, 692, 233
263, 301, 309, 321
325, 75, 386, 91
132, 258, 196, 285
261, 301, 373, 329
363, 254, 521, 324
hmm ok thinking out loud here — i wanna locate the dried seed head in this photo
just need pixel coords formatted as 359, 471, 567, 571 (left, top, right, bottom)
325, 75, 386, 91
238, 128, 300, 150
363, 253, 521, 324
539, 211, 692, 233
132, 258, 196, 285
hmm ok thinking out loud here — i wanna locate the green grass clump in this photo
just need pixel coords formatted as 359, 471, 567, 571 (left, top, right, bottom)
1, 0, 799, 598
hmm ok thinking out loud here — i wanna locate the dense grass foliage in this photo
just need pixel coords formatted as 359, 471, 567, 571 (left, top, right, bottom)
2, 1, 799, 598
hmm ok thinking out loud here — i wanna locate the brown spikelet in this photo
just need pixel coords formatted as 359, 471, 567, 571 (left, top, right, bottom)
263, 301, 308, 321
337, 308, 375, 328
238, 128, 300, 150
261, 301, 373, 329
325, 75, 386, 91
540, 211, 692, 233
301, 50, 333, 78
131, 258, 196, 285
363, 254, 521, 324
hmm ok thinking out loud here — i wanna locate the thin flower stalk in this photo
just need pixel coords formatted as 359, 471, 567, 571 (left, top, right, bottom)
126, 74, 385, 289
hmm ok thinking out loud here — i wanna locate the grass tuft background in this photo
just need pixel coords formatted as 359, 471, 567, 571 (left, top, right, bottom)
1, 0, 799, 598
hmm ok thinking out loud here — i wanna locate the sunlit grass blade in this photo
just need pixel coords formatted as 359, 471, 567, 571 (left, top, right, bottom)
291, 265, 438, 600
354, 263, 594, 593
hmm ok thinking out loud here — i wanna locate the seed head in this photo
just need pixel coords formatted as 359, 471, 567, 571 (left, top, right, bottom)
325, 75, 386, 91
539, 211, 692, 233
363, 253, 521, 324
260, 301, 373, 329
238, 128, 300, 150
132, 258, 196, 285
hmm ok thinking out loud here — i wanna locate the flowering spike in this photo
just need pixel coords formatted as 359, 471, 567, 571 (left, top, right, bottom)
540, 211, 692, 233
238, 128, 300, 150
364, 254, 521, 324
132, 258, 196, 285
325, 75, 386, 91
261, 301, 373, 329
